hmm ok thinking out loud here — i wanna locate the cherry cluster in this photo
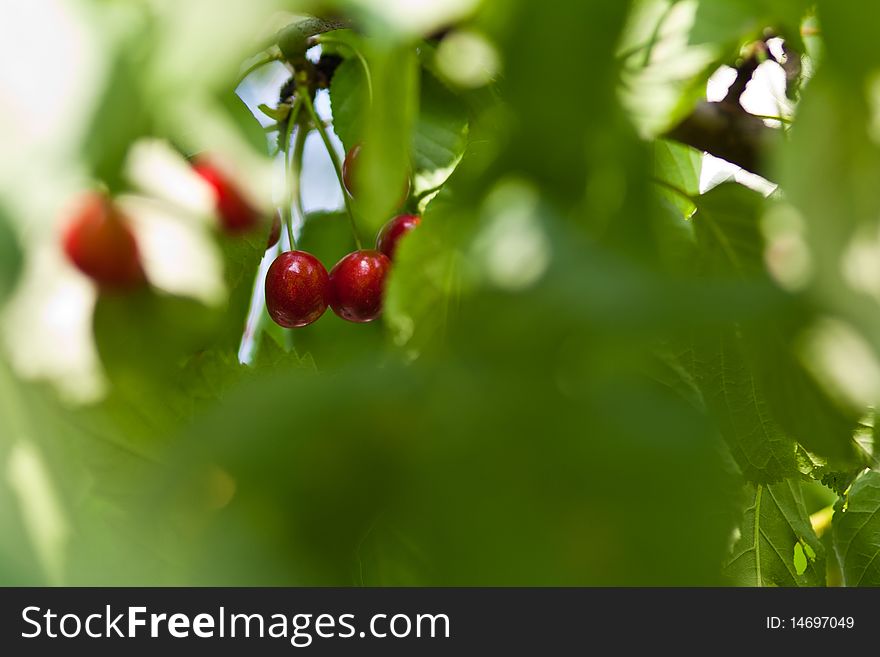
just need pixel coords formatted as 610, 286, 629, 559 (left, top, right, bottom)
62, 157, 266, 290
62, 147, 419, 330
265, 145, 419, 327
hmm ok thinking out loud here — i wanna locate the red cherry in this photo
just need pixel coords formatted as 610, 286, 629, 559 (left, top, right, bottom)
193, 160, 261, 234
267, 210, 282, 249
342, 143, 362, 197
265, 251, 330, 328
341, 143, 360, 196
328, 250, 391, 323
342, 143, 410, 205
376, 213, 420, 260
62, 193, 145, 290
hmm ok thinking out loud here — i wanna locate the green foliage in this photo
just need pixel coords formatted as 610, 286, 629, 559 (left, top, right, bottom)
384, 191, 472, 354
3, 0, 880, 588
329, 56, 368, 153
0, 208, 21, 306
690, 0, 811, 46
82, 34, 153, 193
726, 480, 825, 586
653, 140, 702, 216
693, 327, 802, 483
832, 471, 880, 586
412, 73, 469, 196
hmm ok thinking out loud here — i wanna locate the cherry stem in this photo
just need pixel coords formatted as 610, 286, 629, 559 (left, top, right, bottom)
235, 52, 282, 88
297, 83, 363, 249
283, 98, 304, 250
291, 117, 308, 232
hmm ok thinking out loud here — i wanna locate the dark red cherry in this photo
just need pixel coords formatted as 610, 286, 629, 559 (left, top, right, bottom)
376, 213, 420, 260
342, 143, 410, 205
328, 250, 391, 323
265, 251, 330, 328
193, 159, 261, 234
267, 210, 282, 249
62, 192, 145, 290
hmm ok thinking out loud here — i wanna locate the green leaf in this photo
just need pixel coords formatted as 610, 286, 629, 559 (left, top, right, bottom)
653, 139, 701, 216
832, 470, 880, 586
251, 332, 314, 373
384, 193, 471, 353
329, 57, 368, 154
221, 93, 271, 155
0, 206, 22, 306
93, 290, 223, 395
693, 183, 766, 276
693, 327, 801, 482
297, 211, 357, 269
691, 185, 862, 469
218, 231, 266, 351
82, 39, 152, 192
619, 2, 722, 136
355, 44, 419, 235
726, 479, 825, 586
690, 0, 812, 46
412, 72, 469, 196
744, 323, 861, 468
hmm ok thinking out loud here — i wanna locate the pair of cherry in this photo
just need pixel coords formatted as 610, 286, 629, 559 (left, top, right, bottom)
265, 212, 419, 327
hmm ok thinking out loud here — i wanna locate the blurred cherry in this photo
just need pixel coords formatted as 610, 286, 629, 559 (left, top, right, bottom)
62, 192, 145, 290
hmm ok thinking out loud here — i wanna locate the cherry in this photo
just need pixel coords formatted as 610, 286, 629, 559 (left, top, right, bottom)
376, 213, 420, 260
267, 210, 282, 249
193, 159, 261, 234
341, 143, 362, 197
328, 250, 391, 323
342, 143, 410, 205
62, 192, 145, 290
265, 251, 330, 328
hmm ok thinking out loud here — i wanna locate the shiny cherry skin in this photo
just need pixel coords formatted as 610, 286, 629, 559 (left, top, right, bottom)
342, 143, 410, 205
265, 251, 330, 328
62, 192, 145, 290
193, 159, 261, 234
376, 213, 420, 260
328, 250, 391, 323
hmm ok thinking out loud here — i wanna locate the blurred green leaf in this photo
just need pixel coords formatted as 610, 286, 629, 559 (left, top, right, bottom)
690, 0, 811, 46
82, 37, 153, 192
384, 193, 472, 354
412, 72, 469, 195
0, 207, 22, 305
222, 92, 271, 155
355, 43, 419, 235
832, 470, 880, 586
726, 479, 825, 586
219, 231, 266, 351
93, 289, 222, 394
689, 184, 860, 476
329, 57, 369, 154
